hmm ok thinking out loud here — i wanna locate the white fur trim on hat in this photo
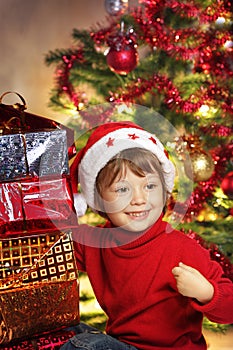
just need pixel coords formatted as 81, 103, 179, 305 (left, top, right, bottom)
73, 193, 88, 217
78, 127, 175, 211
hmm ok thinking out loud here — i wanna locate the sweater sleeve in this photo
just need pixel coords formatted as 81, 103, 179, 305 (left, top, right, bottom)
72, 225, 87, 272
178, 234, 233, 324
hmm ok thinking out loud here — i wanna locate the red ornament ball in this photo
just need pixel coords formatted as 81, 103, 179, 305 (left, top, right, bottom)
221, 171, 233, 199
107, 44, 138, 75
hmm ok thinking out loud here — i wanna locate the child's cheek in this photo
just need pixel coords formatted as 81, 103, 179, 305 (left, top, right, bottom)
101, 191, 133, 213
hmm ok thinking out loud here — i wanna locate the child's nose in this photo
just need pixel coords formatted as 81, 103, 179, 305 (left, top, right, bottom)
130, 187, 147, 205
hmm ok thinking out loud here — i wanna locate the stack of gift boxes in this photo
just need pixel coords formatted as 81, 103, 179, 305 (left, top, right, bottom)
0, 93, 79, 349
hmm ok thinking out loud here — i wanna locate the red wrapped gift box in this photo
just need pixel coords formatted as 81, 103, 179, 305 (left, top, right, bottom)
0, 177, 77, 237
0, 182, 24, 233
0, 329, 76, 350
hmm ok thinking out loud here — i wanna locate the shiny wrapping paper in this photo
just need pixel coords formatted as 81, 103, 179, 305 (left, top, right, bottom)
0, 280, 79, 344
0, 129, 69, 182
0, 93, 77, 236
0, 231, 79, 344
0, 329, 75, 350
0, 330, 75, 350
0, 94, 79, 346
0, 177, 77, 236
0, 90, 75, 181
0, 230, 78, 286
0, 92, 79, 344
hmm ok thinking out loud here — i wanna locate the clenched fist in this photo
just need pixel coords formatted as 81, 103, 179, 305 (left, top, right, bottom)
172, 262, 214, 304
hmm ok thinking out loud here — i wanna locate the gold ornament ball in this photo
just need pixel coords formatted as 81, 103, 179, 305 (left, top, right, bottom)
197, 208, 218, 221
184, 150, 215, 182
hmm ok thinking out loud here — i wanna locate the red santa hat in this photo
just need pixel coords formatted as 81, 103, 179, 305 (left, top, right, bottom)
70, 121, 176, 216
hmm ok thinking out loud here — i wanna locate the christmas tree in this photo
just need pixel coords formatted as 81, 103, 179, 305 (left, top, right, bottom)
45, 0, 233, 332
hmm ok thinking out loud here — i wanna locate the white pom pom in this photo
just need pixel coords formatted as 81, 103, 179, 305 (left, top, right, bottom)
73, 193, 88, 217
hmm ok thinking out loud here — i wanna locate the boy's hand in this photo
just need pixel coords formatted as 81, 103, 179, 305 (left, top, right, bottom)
172, 262, 214, 304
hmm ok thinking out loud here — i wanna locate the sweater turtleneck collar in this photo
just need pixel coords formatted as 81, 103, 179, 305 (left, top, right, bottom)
104, 214, 172, 251
76, 214, 173, 250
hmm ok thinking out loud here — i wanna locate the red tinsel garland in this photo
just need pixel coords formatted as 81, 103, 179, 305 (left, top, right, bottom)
54, 0, 232, 114
55, 50, 86, 109
142, 0, 231, 22
200, 123, 232, 137
108, 74, 232, 115
135, 17, 231, 62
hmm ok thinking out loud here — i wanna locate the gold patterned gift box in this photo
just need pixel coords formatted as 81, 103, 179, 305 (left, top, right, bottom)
0, 230, 80, 345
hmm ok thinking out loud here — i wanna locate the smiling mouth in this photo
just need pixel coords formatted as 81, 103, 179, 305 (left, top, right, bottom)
127, 210, 149, 218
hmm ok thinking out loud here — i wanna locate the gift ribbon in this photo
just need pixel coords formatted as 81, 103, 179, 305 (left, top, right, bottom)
0, 91, 28, 135
0, 90, 76, 159
0, 91, 27, 109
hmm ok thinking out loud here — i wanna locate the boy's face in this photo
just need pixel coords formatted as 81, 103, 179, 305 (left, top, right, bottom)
100, 166, 164, 232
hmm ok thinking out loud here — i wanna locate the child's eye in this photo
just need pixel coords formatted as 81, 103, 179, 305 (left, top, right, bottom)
115, 186, 129, 194
145, 183, 157, 190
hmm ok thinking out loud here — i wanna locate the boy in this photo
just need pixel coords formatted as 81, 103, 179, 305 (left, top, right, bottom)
61, 121, 233, 350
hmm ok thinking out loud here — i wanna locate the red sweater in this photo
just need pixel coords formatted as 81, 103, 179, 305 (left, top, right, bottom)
72, 216, 233, 350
